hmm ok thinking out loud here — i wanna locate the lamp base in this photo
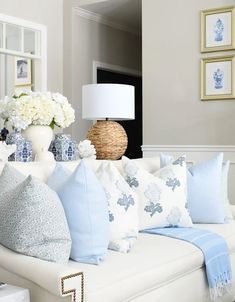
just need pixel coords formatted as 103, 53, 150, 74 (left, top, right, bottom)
87, 121, 127, 160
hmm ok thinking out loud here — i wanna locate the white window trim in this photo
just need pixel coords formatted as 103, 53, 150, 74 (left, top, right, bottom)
0, 13, 47, 91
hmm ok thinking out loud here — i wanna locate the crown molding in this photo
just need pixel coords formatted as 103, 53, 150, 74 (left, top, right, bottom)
72, 7, 141, 36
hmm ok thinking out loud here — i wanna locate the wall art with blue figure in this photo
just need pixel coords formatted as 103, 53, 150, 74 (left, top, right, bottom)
214, 18, 224, 42
213, 68, 224, 89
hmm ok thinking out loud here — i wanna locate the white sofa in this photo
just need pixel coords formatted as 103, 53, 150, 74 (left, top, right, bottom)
0, 158, 235, 302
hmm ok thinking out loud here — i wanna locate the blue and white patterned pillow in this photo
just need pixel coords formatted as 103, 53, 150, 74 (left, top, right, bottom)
0, 164, 25, 194
96, 162, 139, 253
160, 153, 230, 223
0, 175, 71, 263
122, 156, 192, 231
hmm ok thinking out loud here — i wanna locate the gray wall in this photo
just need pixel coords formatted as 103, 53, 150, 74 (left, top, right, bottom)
64, 5, 142, 141
0, 0, 63, 93
142, 0, 235, 145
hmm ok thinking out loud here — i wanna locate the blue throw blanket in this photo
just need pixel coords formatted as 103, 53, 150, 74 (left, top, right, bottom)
143, 227, 232, 300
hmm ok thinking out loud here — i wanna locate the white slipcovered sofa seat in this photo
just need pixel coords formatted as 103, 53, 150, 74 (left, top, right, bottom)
0, 159, 235, 302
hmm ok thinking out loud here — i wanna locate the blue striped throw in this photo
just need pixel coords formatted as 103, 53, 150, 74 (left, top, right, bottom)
143, 227, 232, 300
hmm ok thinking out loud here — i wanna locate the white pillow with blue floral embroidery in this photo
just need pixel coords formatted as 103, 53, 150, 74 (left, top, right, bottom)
96, 162, 139, 253
122, 156, 192, 231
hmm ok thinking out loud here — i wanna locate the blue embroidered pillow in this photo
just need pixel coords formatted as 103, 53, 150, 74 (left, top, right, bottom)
96, 162, 139, 253
160, 153, 227, 223
122, 156, 192, 231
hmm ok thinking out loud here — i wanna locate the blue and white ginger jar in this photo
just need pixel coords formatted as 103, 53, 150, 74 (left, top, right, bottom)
6, 130, 33, 162
49, 134, 77, 161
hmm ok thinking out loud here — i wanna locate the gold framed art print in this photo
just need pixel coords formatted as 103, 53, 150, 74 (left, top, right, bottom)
201, 6, 235, 53
201, 56, 235, 100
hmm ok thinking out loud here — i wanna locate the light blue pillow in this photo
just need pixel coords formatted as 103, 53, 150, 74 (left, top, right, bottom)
50, 161, 109, 265
160, 153, 226, 223
47, 163, 71, 191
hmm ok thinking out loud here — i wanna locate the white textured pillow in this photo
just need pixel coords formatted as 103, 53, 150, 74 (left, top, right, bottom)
96, 162, 139, 253
122, 156, 192, 230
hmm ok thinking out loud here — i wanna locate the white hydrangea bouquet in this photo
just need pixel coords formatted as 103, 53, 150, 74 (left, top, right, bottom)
0, 90, 75, 130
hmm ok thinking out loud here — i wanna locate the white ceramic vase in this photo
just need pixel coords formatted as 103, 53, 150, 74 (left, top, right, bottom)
23, 125, 54, 158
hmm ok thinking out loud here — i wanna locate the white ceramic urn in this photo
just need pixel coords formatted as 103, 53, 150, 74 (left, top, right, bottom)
23, 125, 53, 158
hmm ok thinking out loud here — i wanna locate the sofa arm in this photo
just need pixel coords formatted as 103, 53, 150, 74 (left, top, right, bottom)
231, 205, 235, 219
0, 244, 83, 302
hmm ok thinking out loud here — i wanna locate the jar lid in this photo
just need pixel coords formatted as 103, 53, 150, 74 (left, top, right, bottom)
55, 133, 71, 140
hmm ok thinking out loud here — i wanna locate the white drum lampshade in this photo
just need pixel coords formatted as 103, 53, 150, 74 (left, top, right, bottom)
82, 84, 135, 160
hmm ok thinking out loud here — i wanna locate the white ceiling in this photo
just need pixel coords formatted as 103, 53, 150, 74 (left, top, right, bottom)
79, 0, 142, 34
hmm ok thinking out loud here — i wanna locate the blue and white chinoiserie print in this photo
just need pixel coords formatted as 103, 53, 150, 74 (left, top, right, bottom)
6, 130, 32, 162
96, 161, 139, 253
205, 12, 232, 48
213, 68, 224, 89
122, 156, 192, 231
205, 60, 232, 97
49, 134, 77, 161
214, 18, 224, 42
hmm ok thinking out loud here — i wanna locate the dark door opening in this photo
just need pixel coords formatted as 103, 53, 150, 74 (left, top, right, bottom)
97, 68, 142, 159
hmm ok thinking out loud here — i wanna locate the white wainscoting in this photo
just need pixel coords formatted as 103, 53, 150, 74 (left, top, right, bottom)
142, 145, 235, 205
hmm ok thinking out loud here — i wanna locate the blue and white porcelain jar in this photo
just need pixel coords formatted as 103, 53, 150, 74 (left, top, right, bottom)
49, 134, 77, 161
6, 129, 33, 162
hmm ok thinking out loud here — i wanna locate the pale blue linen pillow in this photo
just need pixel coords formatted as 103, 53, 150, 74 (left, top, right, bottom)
49, 161, 109, 265
47, 163, 71, 191
160, 153, 226, 223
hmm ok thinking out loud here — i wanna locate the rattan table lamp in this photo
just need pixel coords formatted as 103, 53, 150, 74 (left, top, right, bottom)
82, 84, 135, 160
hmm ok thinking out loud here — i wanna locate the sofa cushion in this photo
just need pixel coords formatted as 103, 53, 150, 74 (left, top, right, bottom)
56, 160, 109, 265
96, 161, 139, 253
0, 176, 71, 263
122, 156, 192, 230
69, 221, 235, 302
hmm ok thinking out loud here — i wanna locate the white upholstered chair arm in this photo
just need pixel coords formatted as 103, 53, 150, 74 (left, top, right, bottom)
231, 205, 235, 219
0, 244, 84, 302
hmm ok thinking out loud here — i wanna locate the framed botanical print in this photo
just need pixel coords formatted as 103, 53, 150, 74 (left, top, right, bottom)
201, 6, 235, 52
201, 56, 235, 100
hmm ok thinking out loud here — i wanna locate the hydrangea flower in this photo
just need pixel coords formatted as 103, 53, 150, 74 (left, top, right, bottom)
0, 91, 75, 130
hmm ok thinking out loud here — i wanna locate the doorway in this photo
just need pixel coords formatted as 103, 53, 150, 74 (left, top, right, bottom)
96, 67, 142, 159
